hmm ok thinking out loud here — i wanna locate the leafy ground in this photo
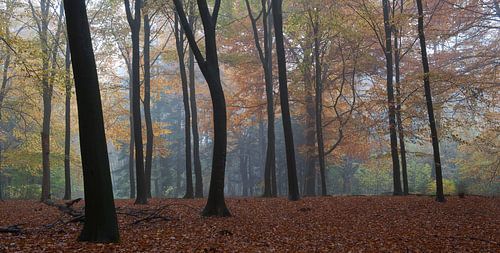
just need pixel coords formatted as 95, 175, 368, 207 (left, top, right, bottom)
1, 196, 499, 252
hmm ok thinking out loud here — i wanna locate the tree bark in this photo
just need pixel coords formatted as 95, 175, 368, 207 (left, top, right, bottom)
174, 0, 230, 216
188, 2, 204, 198
64, 0, 120, 242
63, 42, 72, 200
382, 0, 402, 196
143, 12, 153, 199
124, 0, 147, 204
245, 0, 277, 197
393, 1, 408, 195
174, 12, 194, 199
272, 0, 300, 201
415, 0, 445, 202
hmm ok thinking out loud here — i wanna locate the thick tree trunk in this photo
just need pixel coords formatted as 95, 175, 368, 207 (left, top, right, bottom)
124, 0, 147, 205
382, 0, 402, 196
272, 0, 300, 201
188, 3, 203, 198
143, 13, 153, 199
175, 13, 194, 199
64, 0, 119, 242
63, 43, 72, 200
415, 0, 445, 202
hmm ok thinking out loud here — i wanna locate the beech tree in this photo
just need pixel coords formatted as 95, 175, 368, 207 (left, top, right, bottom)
124, 0, 147, 204
173, 0, 230, 216
415, 0, 445, 202
272, 0, 300, 201
63, 42, 71, 200
63, 0, 119, 242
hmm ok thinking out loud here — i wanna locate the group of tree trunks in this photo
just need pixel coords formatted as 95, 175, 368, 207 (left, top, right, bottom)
22, 0, 446, 243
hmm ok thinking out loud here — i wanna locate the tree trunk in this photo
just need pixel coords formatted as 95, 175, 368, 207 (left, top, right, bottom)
272, 0, 300, 201
128, 74, 135, 199
143, 13, 153, 199
239, 140, 249, 196
64, 0, 119, 242
124, 0, 147, 204
382, 0, 402, 196
174, 0, 230, 216
393, 10, 408, 195
313, 17, 327, 196
188, 2, 203, 198
63, 42, 72, 200
415, 0, 445, 202
175, 12, 194, 199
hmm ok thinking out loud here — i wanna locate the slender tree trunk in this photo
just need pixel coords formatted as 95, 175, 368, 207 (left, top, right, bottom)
174, 0, 230, 216
63, 43, 72, 200
143, 13, 154, 199
393, 9, 408, 195
64, 0, 119, 242
124, 0, 147, 204
304, 64, 316, 196
175, 12, 194, 199
239, 140, 249, 196
0, 43, 11, 201
272, 0, 300, 201
415, 0, 445, 202
128, 74, 136, 199
188, 2, 203, 198
382, 0, 402, 195
313, 18, 327, 196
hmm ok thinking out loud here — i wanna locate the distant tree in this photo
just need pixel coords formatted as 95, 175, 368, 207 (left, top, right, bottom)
245, 0, 277, 197
124, 0, 147, 204
188, 1, 204, 198
174, 8, 194, 199
272, 0, 300, 201
63, 0, 119, 242
415, 0, 445, 202
143, 5, 154, 199
173, 0, 230, 216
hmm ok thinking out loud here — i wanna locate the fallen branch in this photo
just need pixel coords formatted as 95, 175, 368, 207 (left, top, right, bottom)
0, 224, 23, 234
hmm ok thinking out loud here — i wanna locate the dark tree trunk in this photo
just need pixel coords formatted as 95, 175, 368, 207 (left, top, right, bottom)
128, 75, 136, 199
245, 0, 276, 197
64, 0, 119, 242
174, 12, 194, 199
304, 57, 316, 196
124, 0, 147, 204
382, 0, 402, 196
393, 2, 408, 195
415, 0, 445, 202
174, 0, 230, 216
63, 43, 72, 200
272, 0, 300, 201
143, 13, 153, 199
188, 2, 203, 198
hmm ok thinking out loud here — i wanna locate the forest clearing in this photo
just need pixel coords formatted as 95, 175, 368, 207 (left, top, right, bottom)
0, 0, 498, 251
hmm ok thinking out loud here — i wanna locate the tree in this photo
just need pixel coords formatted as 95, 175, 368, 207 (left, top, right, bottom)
63, 42, 72, 200
272, 0, 300, 201
173, 0, 230, 216
124, 0, 147, 204
415, 0, 445, 202
245, 0, 277, 197
382, 0, 402, 196
187, 0, 204, 198
143, 5, 154, 199
392, 0, 408, 195
63, 0, 119, 242
28, 0, 64, 201
174, 8, 194, 199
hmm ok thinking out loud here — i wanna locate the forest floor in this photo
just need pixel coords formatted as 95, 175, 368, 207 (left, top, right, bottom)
0, 196, 499, 252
